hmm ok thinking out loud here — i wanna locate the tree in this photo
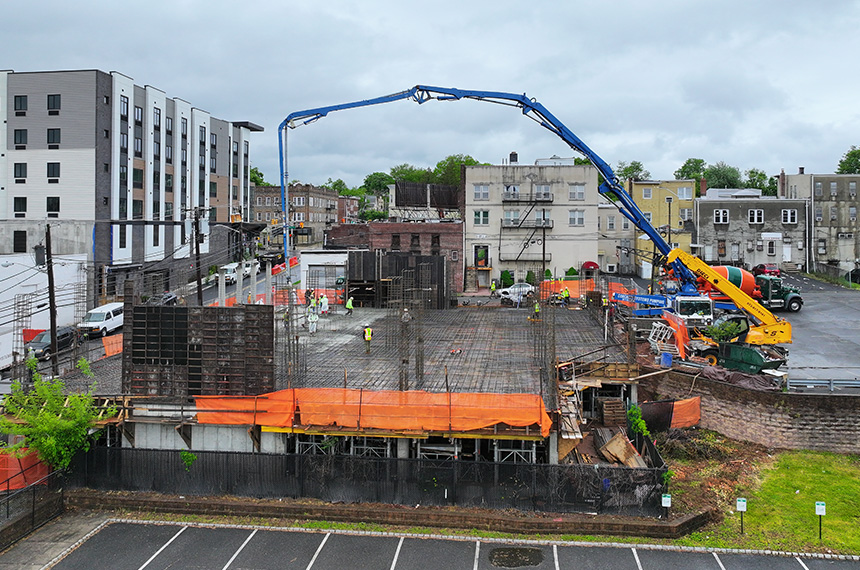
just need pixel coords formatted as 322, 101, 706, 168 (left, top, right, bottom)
390, 163, 433, 184
359, 209, 387, 221
250, 166, 268, 186
615, 160, 651, 181
363, 172, 395, 196
674, 158, 707, 196
0, 358, 114, 470
836, 145, 860, 174
744, 168, 768, 190
322, 178, 351, 195
431, 154, 482, 187
703, 161, 743, 189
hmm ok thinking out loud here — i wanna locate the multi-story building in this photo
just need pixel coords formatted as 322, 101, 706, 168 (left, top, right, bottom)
626, 180, 696, 277
289, 183, 338, 250
1, 69, 261, 302
694, 188, 808, 271
783, 168, 860, 276
337, 195, 360, 224
463, 156, 600, 290
596, 203, 636, 275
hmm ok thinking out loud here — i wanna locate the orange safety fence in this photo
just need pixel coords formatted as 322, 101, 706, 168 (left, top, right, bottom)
670, 396, 701, 428
0, 453, 49, 491
196, 388, 551, 437
102, 333, 123, 357
538, 279, 595, 298
607, 282, 636, 307
662, 311, 689, 359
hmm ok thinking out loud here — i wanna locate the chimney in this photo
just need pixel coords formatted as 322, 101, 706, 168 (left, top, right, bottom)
699, 177, 707, 198
509, 151, 518, 165
798, 166, 805, 174
779, 168, 786, 197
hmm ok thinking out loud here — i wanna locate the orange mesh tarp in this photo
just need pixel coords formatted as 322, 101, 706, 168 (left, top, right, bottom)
102, 333, 123, 357
607, 282, 636, 307
670, 396, 701, 428
662, 311, 689, 359
195, 389, 551, 437
538, 279, 595, 298
0, 453, 49, 490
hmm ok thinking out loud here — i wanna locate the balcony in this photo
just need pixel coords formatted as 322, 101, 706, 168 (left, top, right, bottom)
502, 191, 553, 202
501, 219, 554, 229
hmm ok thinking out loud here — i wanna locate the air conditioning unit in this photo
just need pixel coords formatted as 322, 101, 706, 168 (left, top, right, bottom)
815, 216, 822, 222
851, 217, 857, 222
606, 264, 617, 273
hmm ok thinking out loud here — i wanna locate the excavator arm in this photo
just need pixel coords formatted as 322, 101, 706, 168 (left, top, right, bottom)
667, 249, 792, 345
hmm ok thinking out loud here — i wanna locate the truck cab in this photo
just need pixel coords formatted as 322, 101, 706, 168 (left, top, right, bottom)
672, 296, 714, 328
756, 275, 803, 312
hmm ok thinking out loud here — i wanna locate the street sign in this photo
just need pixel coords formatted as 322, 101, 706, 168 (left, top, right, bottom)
816, 501, 826, 516
736, 498, 747, 512
662, 494, 672, 508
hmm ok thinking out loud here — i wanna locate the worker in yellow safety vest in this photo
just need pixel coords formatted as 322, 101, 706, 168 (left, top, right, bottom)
534, 300, 540, 316
363, 325, 373, 354
562, 287, 570, 307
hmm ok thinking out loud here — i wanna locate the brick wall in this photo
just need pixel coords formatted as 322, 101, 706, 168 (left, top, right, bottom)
640, 368, 860, 453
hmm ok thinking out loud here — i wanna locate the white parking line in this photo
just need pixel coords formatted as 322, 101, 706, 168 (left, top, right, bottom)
553, 544, 559, 570
795, 557, 811, 570
713, 551, 727, 570
137, 526, 187, 570
305, 532, 330, 570
389, 536, 404, 570
221, 529, 257, 570
632, 548, 643, 570
473, 541, 481, 570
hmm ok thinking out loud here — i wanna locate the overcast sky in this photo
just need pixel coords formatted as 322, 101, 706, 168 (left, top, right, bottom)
6, 1, 860, 188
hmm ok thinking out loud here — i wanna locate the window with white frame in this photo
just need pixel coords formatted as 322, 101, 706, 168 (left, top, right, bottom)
850, 181, 857, 196
607, 215, 616, 230
814, 206, 823, 221
294, 196, 305, 206
473, 184, 489, 201
850, 206, 857, 220
568, 183, 585, 200
767, 241, 776, 256
503, 209, 520, 225
642, 187, 652, 199
622, 218, 630, 230
781, 209, 797, 224
817, 238, 826, 254
714, 209, 729, 224
568, 209, 584, 226
535, 209, 551, 225
830, 181, 838, 196
676, 186, 693, 200
748, 209, 764, 224
474, 210, 489, 225
814, 182, 822, 196
679, 208, 692, 221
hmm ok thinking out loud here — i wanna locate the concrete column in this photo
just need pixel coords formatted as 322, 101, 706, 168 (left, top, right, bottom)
218, 270, 226, 306
548, 432, 559, 465
265, 262, 273, 304
396, 438, 410, 459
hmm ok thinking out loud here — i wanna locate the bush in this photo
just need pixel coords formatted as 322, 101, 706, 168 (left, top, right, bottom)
565, 267, 578, 276
500, 270, 514, 288
525, 270, 536, 285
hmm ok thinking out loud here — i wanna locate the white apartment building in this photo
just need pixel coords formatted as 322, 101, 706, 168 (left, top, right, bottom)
463, 157, 600, 289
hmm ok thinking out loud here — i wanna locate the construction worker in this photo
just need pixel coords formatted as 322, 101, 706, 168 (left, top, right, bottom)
319, 293, 329, 316
363, 324, 373, 354
534, 300, 541, 317
308, 311, 319, 335
490, 280, 497, 297
346, 296, 354, 316
562, 287, 570, 307
309, 293, 317, 314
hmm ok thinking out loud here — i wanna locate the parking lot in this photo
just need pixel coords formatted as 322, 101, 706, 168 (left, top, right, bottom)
16, 520, 854, 570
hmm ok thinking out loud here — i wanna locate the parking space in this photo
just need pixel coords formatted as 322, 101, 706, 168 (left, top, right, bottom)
41, 521, 860, 570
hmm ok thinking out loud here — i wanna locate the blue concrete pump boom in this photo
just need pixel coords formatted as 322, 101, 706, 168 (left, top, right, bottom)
277, 85, 698, 293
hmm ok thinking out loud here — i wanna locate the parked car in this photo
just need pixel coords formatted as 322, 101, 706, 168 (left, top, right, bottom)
220, 263, 240, 285
25, 326, 80, 360
752, 263, 781, 277
498, 283, 536, 302
144, 291, 178, 306
78, 302, 124, 337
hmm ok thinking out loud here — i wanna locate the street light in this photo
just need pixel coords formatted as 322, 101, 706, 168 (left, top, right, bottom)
665, 196, 673, 249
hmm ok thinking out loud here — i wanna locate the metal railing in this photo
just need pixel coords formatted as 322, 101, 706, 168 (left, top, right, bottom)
785, 378, 860, 392
0, 469, 64, 551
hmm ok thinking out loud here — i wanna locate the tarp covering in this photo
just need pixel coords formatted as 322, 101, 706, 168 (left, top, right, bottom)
102, 333, 123, 357
607, 282, 636, 307
538, 279, 595, 298
662, 311, 689, 359
639, 396, 701, 432
0, 453, 49, 490
670, 396, 701, 428
700, 366, 782, 391
195, 389, 551, 438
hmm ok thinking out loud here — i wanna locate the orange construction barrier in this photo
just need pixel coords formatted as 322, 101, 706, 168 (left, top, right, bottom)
670, 396, 701, 428
662, 311, 689, 359
196, 388, 551, 438
0, 453, 49, 490
102, 333, 123, 357
607, 282, 636, 307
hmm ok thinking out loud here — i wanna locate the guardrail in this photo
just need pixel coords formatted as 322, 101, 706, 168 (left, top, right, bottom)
0, 470, 64, 551
786, 378, 860, 392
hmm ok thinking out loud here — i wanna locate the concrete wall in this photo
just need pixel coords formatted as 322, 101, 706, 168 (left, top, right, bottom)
641, 368, 860, 453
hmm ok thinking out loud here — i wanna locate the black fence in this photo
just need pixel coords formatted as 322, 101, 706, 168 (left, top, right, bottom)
0, 470, 65, 551
68, 447, 667, 517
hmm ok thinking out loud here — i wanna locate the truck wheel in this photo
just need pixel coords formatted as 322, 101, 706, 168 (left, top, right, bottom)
702, 350, 719, 366
787, 298, 802, 312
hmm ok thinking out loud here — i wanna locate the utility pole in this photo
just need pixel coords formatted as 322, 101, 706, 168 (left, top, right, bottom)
45, 224, 59, 377
193, 207, 203, 306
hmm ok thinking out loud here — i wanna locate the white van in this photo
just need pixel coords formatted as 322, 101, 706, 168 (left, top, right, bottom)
242, 260, 260, 279
78, 302, 124, 337
221, 263, 240, 285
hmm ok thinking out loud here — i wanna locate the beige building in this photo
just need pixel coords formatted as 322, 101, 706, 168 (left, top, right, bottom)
463, 158, 600, 290
626, 180, 696, 277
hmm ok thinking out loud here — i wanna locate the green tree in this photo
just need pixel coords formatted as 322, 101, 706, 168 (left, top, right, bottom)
359, 209, 387, 221
431, 154, 482, 187
250, 166, 268, 186
615, 160, 651, 181
363, 172, 395, 196
322, 177, 351, 195
390, 163, 433, 184
674, 158, 707, 196
0, 358, 114, 470
703, 161, 743, 189
744, 168, 769, 190
836, 145, 860, 174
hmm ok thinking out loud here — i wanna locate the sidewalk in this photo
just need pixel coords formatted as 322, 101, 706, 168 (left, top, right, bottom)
0, 510, 109, 570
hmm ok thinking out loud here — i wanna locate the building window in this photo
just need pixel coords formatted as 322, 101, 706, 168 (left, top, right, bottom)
14, 95, 28, 112
120, 96, 128, 118
46, 197, 60, 217
134, 105, 143, 124
831, 206, 838, 220
117, 225, 126, 248
14, 129, 27, 146
166, 116, 173, 134
714, 209, 729, 224
133, 168, 143, 189
622, 218, 631, 230
850, 206, 857, 221
14, 231, 27, 253
410, 234, 421, 251
474, 210, 489, 225
199, 126, 206, 142
209, 181, 217, 198
244, 141, 249, 155
119, 165, 128, 186
153, 108, 161, 129
677, 186, 693, 200
830, 181, 838, 196
568, 184, 585, 200
134, 137, 142, 157
256, 212, 262, 221
781, 209, 797, 224
718, 239, 726, 257
535, 184, 551, 199
568, 209, 584, 226
503, 209, 520, 225
120, 132, 128, 152
47, 94, 61, 114
181, 118, 188, 137
132, 199, 143, 220
748, 209, 764, 224
14, 163, 27, 180
814, 182, 822, 197
473, 184, 489, 201
153, 141, 160, 159
607, 215, 616, 230
679, 208, 692, 221
210, 133, 217, 147
14, 197, 27, 218
642, 187, 652, 199
165, 202, 173, 219
817, 238, 827, 255
210, 156, 216, 172
166, 174, 173, 192
47, 128, 61, 146
47, 162, 60, 179
166, 144, 173, 163
850, 181, 857, 196
767, 241, 776, 256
